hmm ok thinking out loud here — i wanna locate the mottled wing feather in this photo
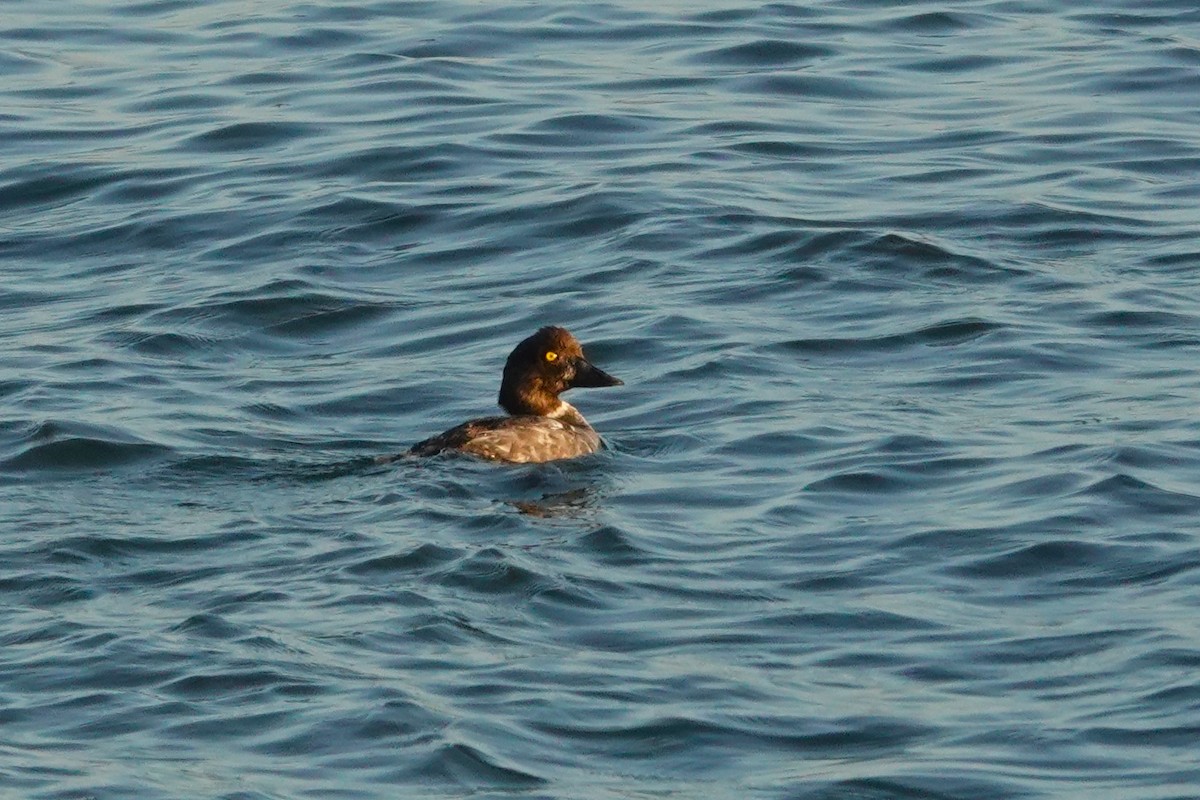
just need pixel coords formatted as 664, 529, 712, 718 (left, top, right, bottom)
460, 419, 599, 463
410, 416, 601, 463
409, 418, 503, 457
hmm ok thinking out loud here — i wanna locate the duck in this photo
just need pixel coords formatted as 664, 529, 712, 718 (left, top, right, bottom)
407, 326, 622, 463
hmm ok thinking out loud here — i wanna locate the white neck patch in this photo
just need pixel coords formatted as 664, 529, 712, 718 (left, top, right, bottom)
547, 400, 575, 419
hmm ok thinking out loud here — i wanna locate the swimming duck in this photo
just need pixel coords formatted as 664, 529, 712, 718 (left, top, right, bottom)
408, 326, 622, 463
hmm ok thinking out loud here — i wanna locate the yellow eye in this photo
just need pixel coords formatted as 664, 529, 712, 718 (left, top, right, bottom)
544, 351, 558, 362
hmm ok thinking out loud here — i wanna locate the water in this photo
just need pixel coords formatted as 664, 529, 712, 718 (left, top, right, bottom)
3, 1, 1200, 797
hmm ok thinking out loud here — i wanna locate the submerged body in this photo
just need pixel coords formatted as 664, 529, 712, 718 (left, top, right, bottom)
409, 326, 622, 464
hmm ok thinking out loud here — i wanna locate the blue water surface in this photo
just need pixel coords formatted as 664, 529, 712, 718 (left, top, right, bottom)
3, 1, 1200, 798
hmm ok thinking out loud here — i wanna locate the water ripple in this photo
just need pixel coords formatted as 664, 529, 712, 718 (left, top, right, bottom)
3, 0, 1200, 798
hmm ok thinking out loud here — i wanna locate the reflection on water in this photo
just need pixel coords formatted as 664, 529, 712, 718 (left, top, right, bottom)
509, 486, 602, 518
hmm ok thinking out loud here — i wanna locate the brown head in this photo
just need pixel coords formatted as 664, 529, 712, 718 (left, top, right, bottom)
497, 326, 622, 416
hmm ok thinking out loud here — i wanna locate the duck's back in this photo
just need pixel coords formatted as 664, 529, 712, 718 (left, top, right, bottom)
410, 416, 602, 463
